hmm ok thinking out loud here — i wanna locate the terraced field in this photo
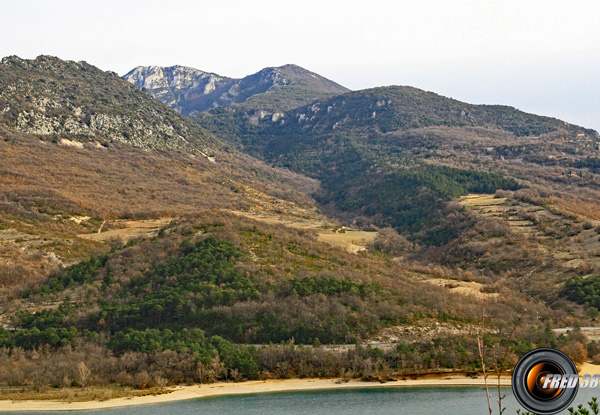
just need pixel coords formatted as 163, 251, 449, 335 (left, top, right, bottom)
460, 194, 600, 272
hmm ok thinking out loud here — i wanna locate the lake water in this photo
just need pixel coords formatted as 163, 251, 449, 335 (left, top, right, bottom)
4, 386, 600, 415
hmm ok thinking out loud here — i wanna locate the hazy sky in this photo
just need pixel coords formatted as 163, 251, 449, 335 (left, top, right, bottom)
2, 0, 600, 131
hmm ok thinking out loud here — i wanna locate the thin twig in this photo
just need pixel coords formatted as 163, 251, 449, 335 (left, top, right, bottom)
496, 309, 526, 415
478, 296, 493, 415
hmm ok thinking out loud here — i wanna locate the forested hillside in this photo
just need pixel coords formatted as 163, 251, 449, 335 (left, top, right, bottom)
196, 83, 600, 311
0, 213, 571, 388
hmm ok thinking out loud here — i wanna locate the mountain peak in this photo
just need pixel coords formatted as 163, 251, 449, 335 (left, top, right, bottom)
271, 63, 310, 73
2, 54, 77, 69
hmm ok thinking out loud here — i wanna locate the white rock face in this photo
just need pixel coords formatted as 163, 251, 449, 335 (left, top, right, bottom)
203, 77, 218, 94
124, 65, 231, 114
13, 106, 195, 152
16, 110, 61, 135
126, 65, 209, 91
227, 84, 240, 97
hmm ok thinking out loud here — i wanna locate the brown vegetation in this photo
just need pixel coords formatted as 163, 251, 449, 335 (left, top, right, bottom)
0, 130, 317, 296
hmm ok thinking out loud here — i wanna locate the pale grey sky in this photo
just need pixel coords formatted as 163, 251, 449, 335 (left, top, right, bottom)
2, 0, 599, 131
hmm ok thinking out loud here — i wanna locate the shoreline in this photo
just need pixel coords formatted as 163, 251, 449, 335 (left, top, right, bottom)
0, 375, 512, 412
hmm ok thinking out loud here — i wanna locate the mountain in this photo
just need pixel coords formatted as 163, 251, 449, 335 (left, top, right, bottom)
0, 55, 220, 155
199, 85, 598, 231
224, 85, 596, 138
124, 64, 350, 116
197, 84, 600, 305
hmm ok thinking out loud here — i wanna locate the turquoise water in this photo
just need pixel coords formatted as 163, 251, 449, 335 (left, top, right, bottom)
4, 386, 600, 414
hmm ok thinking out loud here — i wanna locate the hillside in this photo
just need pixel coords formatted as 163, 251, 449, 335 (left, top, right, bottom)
2, 55, 524, 345
198, 86, 598, 240
1, 127, 565, 393
1, 211, 567, 390
0, 55, 221, 155
202, 85, 595, 148
196, 84, 600, 307
124, 64, 349, 116
0, 55, 323, 300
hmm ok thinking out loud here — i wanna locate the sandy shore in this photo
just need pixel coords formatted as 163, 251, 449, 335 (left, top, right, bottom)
0, 375, 511, 412
578, 363, 600, 376
5, 364, 600, 412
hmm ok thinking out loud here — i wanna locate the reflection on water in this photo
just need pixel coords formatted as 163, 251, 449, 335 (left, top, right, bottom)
3, 386, 599, 415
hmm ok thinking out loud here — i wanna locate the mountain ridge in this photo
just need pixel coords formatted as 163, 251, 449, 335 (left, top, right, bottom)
0, 55, 222, 155
124, 63, 350, 115
258, 85, 598, 137
124, 65, 233, 114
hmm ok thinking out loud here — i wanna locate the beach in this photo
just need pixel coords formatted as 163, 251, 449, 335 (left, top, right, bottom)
0, 374, 512, 412
5, 363, 600, 412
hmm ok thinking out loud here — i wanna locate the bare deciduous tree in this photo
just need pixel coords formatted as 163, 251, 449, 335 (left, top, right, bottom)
75, 361, 91, 388
153, 373, 168, 392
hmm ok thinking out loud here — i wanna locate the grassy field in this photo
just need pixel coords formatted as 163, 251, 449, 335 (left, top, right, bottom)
77, 218, 173, 243
0, 386, 170, 402
227, 209, 378, 253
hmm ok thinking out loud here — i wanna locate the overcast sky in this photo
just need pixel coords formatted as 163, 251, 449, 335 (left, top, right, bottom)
2, 0, 599, 131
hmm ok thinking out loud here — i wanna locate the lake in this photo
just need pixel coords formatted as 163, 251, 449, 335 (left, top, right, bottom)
4, 386, 599, 415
